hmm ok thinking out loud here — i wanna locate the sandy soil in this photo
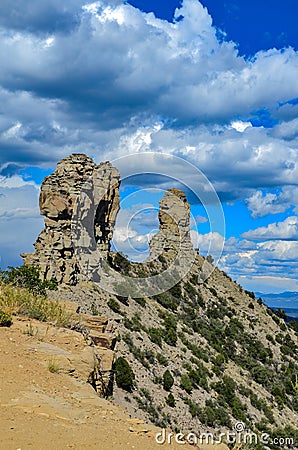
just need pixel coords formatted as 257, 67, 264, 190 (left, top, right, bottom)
0, 317, 227, 450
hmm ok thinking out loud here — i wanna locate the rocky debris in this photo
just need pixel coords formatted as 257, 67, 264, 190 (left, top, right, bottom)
149, 188, 195, 262
37, 310, 118, 397
83, 315, 109, 332
80, 313, 117, 397
22, 154, 120, 285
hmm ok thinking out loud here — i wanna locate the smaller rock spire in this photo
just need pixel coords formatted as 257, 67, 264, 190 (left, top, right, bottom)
149, 188, 194, 262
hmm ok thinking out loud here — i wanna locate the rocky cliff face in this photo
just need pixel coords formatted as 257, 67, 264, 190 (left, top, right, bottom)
23, 155, 197, 289
19, 154, 298, 441
22, 154, 120, 284
149, 188, 194, 262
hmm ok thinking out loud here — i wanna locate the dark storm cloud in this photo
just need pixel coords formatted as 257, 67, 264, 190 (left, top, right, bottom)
0, 0, 84, 33
0, 0, 297, 204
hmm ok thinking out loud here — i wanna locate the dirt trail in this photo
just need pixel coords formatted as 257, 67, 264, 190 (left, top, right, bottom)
0, 317, 227, 450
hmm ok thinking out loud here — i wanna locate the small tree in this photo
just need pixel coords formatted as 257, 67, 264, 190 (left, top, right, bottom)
163, 369, 174, 391
166, 393, 176, 407
115, 357, 135, 391
180, 374, 193, 393
1, 265, 57, 296
206, 254, 214, 265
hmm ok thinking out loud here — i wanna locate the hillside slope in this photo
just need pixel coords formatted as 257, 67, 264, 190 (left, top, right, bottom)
1, 310, 205, 450
14, 154, 298, 448
49, 255, 298, 449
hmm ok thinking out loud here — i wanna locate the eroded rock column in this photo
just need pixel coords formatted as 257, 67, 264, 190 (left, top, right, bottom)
149, 188, 194, 263
22, 154, 120, 284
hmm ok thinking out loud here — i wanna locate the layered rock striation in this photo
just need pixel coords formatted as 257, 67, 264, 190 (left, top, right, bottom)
22, 154, 120, 284
22, 154, 196, 289
149, 188, 194, 263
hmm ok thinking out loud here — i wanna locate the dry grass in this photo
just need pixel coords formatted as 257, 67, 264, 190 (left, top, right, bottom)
0, 284, 74, 327
47, 357, 61, 374
22, 321, 36, 336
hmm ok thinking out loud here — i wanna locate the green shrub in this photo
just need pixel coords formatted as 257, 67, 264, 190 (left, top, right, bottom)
245, 337, 273, 363
250, 364, 274, 387
184, 282, 197, 298
164, 327, 177, 346
189, 273, 198, 285
274, 308, 287, 320
198, 399, 231, 427
158, 254, 167, 265
123, 334, 155, 368
157, 353, 168, 366
266, 334, 275, 344
153, 376, 163, 384
272, 315, 281, 325
0, 309, 12, 327
143, 348, 155, 364
162, 313, 178, 346
123, 315, 142, 332
47, 357, 61, 373
115, 357, 135, 391
230, 396, 248, 422
107, 299, 122, 314
206, 304, 228, 320
166, 393, 176, 407
169, 283, 182, 299
1, 265, 57, 296
163, 369, 174, 391
147, 327, 163, 347
212, 375, 236, 406
187, 361, 210, 391
211, 375, 249, 422
245, 289, 255, 299
22, 307, 46, 321
116, 295, 129, 305
154, 291, 179, 312
209, 287, 217, 297
179, 335, 209, 362
180, 374, 193, 393
206, 255, 214, 265
196, 292, 205, 308
111, 252, 130, 275
288, 320, 298, 333
135, 297, 146, 307
187, 399, 201, 418
213, 353, 226, 369
271, 383, 286, 406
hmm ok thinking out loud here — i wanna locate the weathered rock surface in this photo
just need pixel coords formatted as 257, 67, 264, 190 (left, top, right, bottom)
22, 154, 120, 284
15, 156, 298, 438
149, 188, 195, 262
22, 154, 197, 293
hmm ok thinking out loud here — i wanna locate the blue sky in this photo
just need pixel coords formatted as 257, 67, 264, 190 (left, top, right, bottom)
0, 0, 297, 295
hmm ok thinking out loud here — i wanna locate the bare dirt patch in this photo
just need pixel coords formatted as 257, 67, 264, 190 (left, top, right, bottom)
0, 317, 225, 450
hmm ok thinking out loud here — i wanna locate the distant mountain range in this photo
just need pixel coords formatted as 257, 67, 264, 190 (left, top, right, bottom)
256, 291, 298, 300
256, 291, 298, 320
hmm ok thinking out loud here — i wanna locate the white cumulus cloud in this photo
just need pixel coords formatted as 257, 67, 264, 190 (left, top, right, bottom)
242, 216, 298, 240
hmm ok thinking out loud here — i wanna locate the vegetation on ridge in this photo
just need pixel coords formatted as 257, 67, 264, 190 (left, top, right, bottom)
102, 253, 298, 448
2, 260, 297, 449
0, 265, 57, 295
0, 265, 72, 327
